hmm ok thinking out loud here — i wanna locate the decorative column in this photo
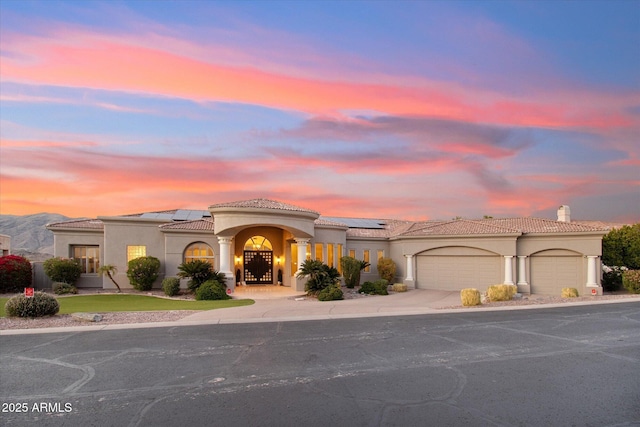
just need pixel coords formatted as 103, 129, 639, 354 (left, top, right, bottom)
517, 256, 528, 286
294, 238, 310, 274
503, 256, 514, 285
404, 254, 414, 282
218, 237, 234, 289
586, 256, 598, 287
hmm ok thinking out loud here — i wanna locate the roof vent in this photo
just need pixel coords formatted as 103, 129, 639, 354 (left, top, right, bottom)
557, 205, 571, 222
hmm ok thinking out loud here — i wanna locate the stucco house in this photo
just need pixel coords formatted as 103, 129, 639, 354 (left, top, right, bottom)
46, 199, 607, 296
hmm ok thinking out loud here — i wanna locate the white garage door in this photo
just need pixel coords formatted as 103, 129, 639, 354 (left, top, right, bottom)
416, 255, 501, 291
530, 256, 581, 295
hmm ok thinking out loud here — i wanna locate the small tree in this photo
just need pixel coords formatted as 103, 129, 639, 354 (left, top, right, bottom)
0, 255, 33, 293
296, 259, 340, 295
178, 260, 225, 292
43, 257, 82, 285
377, 257, 396, 283
603, 224, 640, 269
340, 256, 369, 289
126, 256, 161, 291
99, 264, 122, 293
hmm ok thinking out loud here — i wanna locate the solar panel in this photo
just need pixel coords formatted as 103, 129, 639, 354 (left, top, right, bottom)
322, 216, 385, 229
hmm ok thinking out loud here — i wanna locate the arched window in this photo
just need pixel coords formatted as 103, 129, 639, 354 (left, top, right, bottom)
184, 242, 215, 265
244, 236, 272, 251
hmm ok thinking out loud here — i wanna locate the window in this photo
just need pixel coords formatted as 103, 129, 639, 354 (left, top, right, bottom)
349, 249, 356, 258
244, 236, 272, 251
184, 242, 214, 265
328, 244, 334, 268
377, 250, 385, 261
363, 250, 371, 272
315, 243, 323, 262
337, 244, 343, 274
72, 245, 100, 274
291, 244, 298, 276
127, 245, 146, 262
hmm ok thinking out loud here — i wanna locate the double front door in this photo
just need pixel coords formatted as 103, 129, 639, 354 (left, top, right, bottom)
243, 250, 273, 284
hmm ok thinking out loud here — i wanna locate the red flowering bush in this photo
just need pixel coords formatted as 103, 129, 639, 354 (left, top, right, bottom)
0, 255, 33, 293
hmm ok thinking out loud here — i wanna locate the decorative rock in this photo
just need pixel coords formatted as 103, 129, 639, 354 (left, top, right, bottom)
72, 312, 103, 322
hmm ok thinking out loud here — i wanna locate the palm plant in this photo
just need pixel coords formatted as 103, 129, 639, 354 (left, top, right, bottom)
98, 264, 122, 293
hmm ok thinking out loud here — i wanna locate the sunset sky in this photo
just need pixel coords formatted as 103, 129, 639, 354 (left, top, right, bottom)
1, 0, 638, 222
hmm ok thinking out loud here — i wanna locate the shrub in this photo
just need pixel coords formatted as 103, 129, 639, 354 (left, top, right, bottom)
622, 270, 640, 294
486, 284, 517, 302
297, 259, 340, 294
561, 287, 579, 298
43, 257, 82, 285
377, 257, 396, 283
461, 288, 481, 306
359, 279, 389, 295
53, 282, 78, 295
162, 277, 181, 296
0, 255, 32, 293
318, 284, 344, 301
340, 256, 368, 289
195, 279, 230, 300
391, 283, 407, 292
5, 292, 59, 317
126, 256, 161, 291
177, 260, 218, 292
602, 265, 626, 292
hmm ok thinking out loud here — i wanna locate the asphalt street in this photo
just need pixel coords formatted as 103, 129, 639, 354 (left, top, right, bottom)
1, 302, 639, 426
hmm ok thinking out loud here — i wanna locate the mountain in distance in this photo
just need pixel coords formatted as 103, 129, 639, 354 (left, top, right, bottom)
0, 213, 78, 261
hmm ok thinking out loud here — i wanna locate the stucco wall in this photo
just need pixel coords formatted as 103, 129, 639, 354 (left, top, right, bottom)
101, 218, 167, 290
52, 229, 104, 288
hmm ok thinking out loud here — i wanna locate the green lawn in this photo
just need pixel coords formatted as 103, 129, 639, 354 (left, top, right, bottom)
0, 294, 254, 317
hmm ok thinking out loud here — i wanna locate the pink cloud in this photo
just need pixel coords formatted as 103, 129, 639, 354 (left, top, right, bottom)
2, 27, 638, 131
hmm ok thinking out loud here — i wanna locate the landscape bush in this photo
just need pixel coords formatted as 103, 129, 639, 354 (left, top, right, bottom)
391, 283, 407, 292
5, 292, 60, 317
340, 256, 369, 289
561, 287, 579, 298
195, 279, 230, 300
126, 256, 161, 291
177, 260, 226, 292
622, 270, 640, 294
602, 265, 626, 292
318, 284, 344, 301
43, 257, 82, 285
359, 279, 389, 295
162, 277, 181, 296
461, 288, 481, 306
486, 284, 517, 302
0, 255, 32, 293
297, 259, 340, 294
53, 282, 78, 295
377, 257, 396, 283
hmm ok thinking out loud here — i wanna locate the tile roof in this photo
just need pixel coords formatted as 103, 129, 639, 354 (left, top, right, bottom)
397, 219, 520, 237
47, 219, 104, 230
160, 219, 215, 231
209, 198, 319, 215
478, 217, 606, 233
315, 218, 348, 227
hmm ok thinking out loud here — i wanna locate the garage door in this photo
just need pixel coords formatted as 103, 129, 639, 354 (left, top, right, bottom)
416, 255, 501, 291
530, 256, 581, 295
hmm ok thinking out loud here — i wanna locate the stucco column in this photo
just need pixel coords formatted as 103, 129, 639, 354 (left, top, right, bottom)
294, 238, 310, 274
503, 256, 514, 285
218, 237, 234, 290
404, 255, 414, 281
517, 256, 528, 286
586, 256, 598, 287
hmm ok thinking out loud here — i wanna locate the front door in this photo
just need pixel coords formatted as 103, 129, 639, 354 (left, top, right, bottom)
244, 250, 273, 284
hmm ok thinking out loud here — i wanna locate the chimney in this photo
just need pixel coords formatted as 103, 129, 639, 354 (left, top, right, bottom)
557, 205, 571, 222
